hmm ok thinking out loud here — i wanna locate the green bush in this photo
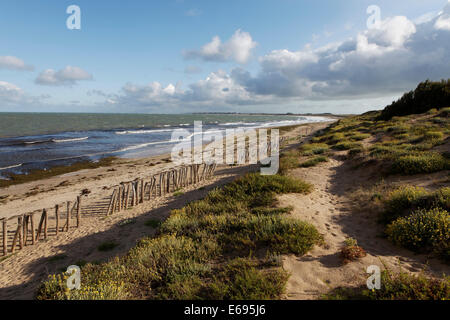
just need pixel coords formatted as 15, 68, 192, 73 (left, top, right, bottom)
299, 156, 328, 168
386, 208, 449, 259
348, 133, 371, 141
334, 141, 362, 151
391, 152, 449, 175
324, 270, 450, 300
382, 186, 450, 223
300, 143, 329, 155
37, 173, 321, 300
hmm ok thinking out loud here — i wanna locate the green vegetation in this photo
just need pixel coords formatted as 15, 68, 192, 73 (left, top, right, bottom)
378, 79, 450, 120
0, 157, 117, 188
299, 156, 328, 168
37, 173, 321, 300
300, 143, 330, 156
375, 186, 450, 262
323, 269, 450, 300
279, 150, 301, 175
173, 190, 185, 197
340, 238, 366, 264
392, 152, 449, 175
382, 186, 449, 223
386, 208, 449, 261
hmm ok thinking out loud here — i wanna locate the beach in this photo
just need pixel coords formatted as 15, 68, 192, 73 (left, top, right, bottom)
0, 120, 332, 299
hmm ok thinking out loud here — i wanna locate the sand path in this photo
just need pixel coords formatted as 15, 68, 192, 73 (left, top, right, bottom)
281, 156, 450, 299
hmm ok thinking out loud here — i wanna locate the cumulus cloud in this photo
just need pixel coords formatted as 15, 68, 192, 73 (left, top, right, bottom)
233, 9, 450, 100
101, 3, 450, 112
434, 4, 450, 31
35, 66, 93, 86
184, 29, 257, 64
106, 70, 266, 110
0, 56, 34, 71
0, 81, 46, 107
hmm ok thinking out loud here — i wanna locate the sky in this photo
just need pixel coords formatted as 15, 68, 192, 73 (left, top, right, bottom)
0, 0, 449, 114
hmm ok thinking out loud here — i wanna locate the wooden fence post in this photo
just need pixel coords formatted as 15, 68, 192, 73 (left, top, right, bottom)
76, 196, 81, 228
66, 202, 70, 231
18, 216, 23, 250
107, 189, 117, 215
30, 213, 35, 245
23, 214, 28, 246
2, 219, 7, 256
44, 209, 48, 240
55, 205, 59, 236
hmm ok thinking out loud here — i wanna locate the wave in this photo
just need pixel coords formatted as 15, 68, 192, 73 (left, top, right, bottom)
115, 129, 173, 135
52, 137, 89, 143
24, 139, 53, 145
115, 140, 179, 153
0, 163, 22, 171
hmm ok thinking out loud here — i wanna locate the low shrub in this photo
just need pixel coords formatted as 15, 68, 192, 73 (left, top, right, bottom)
300, 143, 330, 156
334, 141, 362, 151
299, 156, 328, 168
386, 208, 449, 260
391, 152, 449, 175
323, 269, 450, 300
37, 173, 321, 300
340, 238, 366, 264
348, 133, 371, 141
382, 186, 449, 223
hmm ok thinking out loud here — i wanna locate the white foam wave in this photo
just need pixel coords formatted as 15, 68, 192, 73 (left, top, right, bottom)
52, 137, 89, 143
0, 163, 22, 171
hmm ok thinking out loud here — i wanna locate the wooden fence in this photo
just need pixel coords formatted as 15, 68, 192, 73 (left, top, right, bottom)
106, 163, 217, 215
0, 162, 217, 256
1, 196, 82, 256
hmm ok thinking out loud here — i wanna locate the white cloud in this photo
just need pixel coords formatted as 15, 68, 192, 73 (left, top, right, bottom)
0, 56, 34, 71
435, 2, 450, 30
0, 81, 46, 106
184, 29, 257, 64
35, 66, 93, 86
106, 70, 266, 110
233, 10, 449, 100
100, 3, 450, 112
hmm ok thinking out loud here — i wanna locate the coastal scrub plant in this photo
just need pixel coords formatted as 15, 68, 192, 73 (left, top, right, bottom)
340, 238, 366, 264
37, 173, 321, 300
386, 208, 449, 261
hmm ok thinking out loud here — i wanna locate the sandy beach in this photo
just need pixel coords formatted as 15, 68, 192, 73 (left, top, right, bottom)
0, 122, 330, 299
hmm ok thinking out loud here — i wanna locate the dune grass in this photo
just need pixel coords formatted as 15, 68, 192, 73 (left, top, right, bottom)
37, 173, 321, 300
299, 156, 328, 168
323, 269, 450, 300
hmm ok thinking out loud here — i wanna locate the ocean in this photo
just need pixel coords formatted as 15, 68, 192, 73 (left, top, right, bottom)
0, 113, 331, 177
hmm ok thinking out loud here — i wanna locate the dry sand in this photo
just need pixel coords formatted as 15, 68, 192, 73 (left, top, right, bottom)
279, 134, 450, 300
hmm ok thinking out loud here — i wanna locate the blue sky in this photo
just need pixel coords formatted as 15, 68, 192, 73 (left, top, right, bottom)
0, 0, 449, 114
